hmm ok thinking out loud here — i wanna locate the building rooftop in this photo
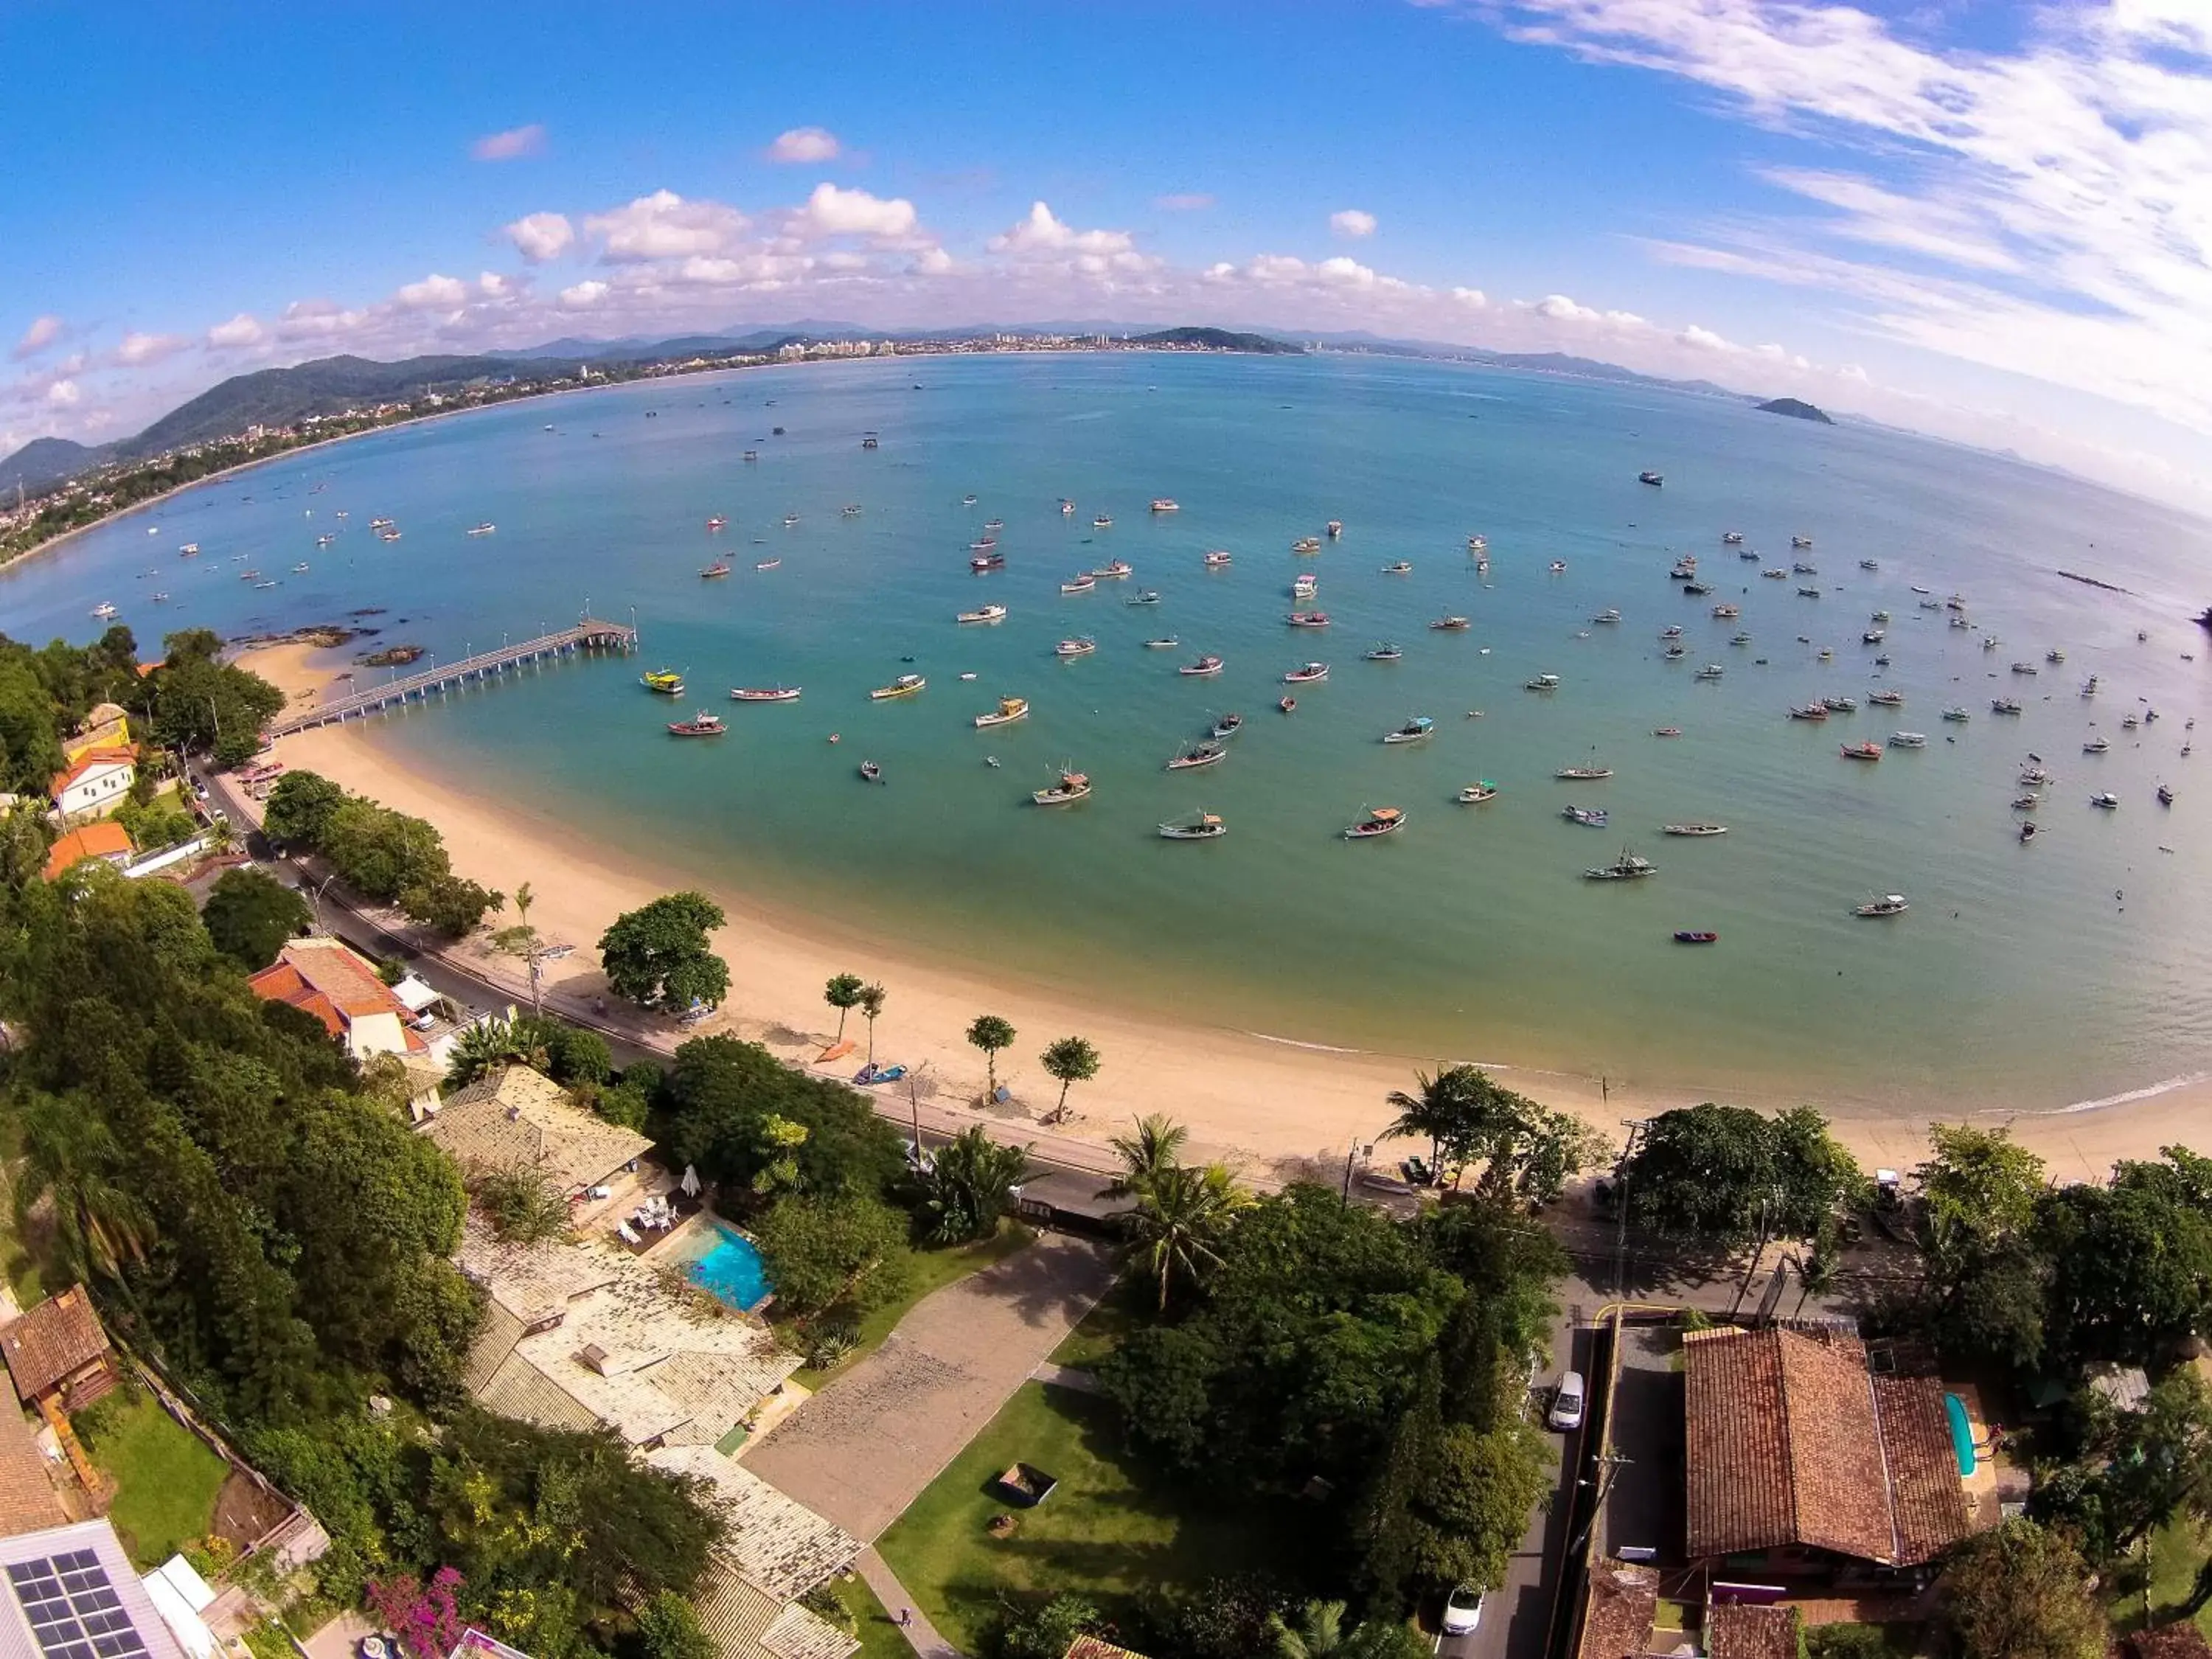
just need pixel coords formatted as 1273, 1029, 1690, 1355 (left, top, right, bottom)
426, 1066, 651, 1196
1683, 1326, 1967, 1568
0, 1375, 66, 1541
0, 1291, 111, 1405
48, 748, 137, 801
1573, 1559, 1657, 1659
249, 937, 411, 1024
41, 824, 132, 883
0, 1519, 187, 1659
1705, 1604, 1800, 1659
645, 1446, 858, 1603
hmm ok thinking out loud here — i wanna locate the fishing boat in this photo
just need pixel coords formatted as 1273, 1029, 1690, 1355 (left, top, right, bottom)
1694, 664, 1725, 681
1820, 696, 1857, 714
1869, 689, 1904, 706
1208, 712, 1245, 740
2160, 785, 2176, 805
1293, 573, 1318, 599
1059, 499, 1074, 514
1089, 560, 1133, 580
1663, 823, 1728, 836
1860, 558, 1879, 571
1060, 574, 1096, 594
742, 450, 758, 462
1292, 536, 1322, 554
1739, 549, 1762, 561
1382, 560, 1413, 575
1326, 521, 1343, 539
1863, 630, 1885, 645
1126, 590, 1164, 606
1654, 726, 1683, 737
2122, 714, 2141, 730
1789, 703, 1829, 721
1150, 498, 1180, 513
2091, 791, 2120, 809
1683, 580, 1713, 596
178, 542, 200, 555
1033, 770, 1091, 805
2047, 647, 2066, 663
963, 494, 979, 506
1525, 673, 1561, 692
984, 518, 1004, 532
1947, 594, 1968, 611
1166, 741, 1227, 771
1055, 637, 1097, 658
1457, 781, 1499, 804
1660, 626, 1686, 640
1145, 636, 1180, 649
1383, 717, 1436, 745
2020, 767, 2055, 785
782, 515, 799, 528
1562, 804, 1609, 827
1344, 807, 1406, 839
1592, 608, 1622, 625
1203, 550, 1233, 568
1792, 562, 1818, 576
1585, 851, 1656, 880
2082, 676, 2101, 696
700, 561, 732, 578
731, 686, 801, 703
1549, 560, 1568, 574
292, 562, 310, 573
1792, 535, 1814, 549
974, 696, 1029, 729
1942, 706, 1971, 722
859, 761, 883, 783
1992, 698, 2023, 715
1663, 645, 1688, 661
641, 669, 686, 695
1763, 568, 1789, 579
1181, 655, 1225, 677
1160, 813, 1225, 841
1430, 615, 1471, 631
2011, 662, 2039, 676
1797, 586, 1821, 599
970, 538, 1000, 553
468, 522, 496, 537
1467, 534, 1488, 554
2012, 794, 2041, 810
667, 711, 726, 737
957, 603, 1008, 625
1854, 894, 1910, 918
1638, 470, 1663, 487
1669, 557, 1698, 580
1287, 611, 1331, 628
1093, 515, 1113, 529
150, 592, 167, 602
1674, 931, 1719, 945
844, 504, 863, 516
90, 602, 117, 619
757, 557, 783, 571
1712, 604, 1740, 619
1557, 765, 1613, 779
871, 673, 927, 700
1888, 731, 1927, 748
1366, 644, 1405, 662
1284, 661, 1330, 684
2084, 737, 2110, 754
1731, 632, 1754, 647
1840, 741, 1883, 761
1722, 532, 1745, 545
369, 518, 393, 530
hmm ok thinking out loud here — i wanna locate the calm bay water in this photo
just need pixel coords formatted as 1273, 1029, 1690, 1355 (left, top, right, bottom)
10, 351, 2212, 1110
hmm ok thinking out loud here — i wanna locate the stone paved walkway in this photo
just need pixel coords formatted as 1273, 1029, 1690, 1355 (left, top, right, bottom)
1026, 1362, 1102, 1394
858, 1548, 963, 1659
746, 1230, 1114, 1543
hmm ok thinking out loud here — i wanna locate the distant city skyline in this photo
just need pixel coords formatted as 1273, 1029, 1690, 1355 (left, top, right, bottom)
5, 1, 2208, 510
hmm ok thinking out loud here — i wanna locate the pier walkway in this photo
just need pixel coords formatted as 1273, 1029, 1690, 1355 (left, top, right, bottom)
266, 616, 637, 736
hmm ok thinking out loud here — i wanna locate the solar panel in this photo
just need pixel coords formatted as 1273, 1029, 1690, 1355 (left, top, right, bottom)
6, 1552, 150, 1659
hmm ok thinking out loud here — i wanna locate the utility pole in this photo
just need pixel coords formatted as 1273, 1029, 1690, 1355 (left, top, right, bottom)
1568, 1451, 1632, 1560
1613, 1118, 1647, 1297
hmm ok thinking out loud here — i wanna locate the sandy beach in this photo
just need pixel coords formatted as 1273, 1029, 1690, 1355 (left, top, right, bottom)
239, 640, 2212, 1186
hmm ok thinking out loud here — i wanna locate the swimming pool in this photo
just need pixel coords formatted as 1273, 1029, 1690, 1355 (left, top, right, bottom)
1944, 1392, 1978, 1476
685, 1223, 773, 1313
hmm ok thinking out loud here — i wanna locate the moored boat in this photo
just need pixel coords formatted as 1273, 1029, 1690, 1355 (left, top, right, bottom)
1694, 664, 1724, 681
1166, 741, 1227, 771
1585, 850, 1655, 880
1663, 823, 1728, 836
1326, 521, 1343, 539
1055, 637, 1097, 658
1383, 717, 1436, 745
974, 696, 1029, 729
1992, 698, 2023, 714
1556, 765, 1613, 779
1674, 931, 1719, 944
1150, 498, 1180, 513
1869, 689, 1904, 706
1888, 731, 1927, 748
1638, 470, 1663, 486
1033, 769, 1091, 805
700, 561, 732, 578
871, 672, 927, 700
1942, 706, 1970, 722
1060, 574, 1096, 594
971, 552, 1006, 571
1211, 713, 1244, 740
756, 558, 782, 571
1457, 781, 1498, 804
1126, 590, 1163, 606
468, 522, 496, 537
731, 686, 801, 703
1854, 894, 1910, 917
1525, 672, 1561, 692
1840, 740, 1882, 761
1287, 610, 1331, 628
958, 603, 1008, 624
668, 711, 726, 737
859, 760, 883, 783
1366, 644, 1404, 662
1145, 636, 1180, 649
1562, 804, 1608, 827
1284, 661, 1329, 684
1789, 703, 1829, 721
2091, 791, 2120, 809
1088, 559, 1133, 580
1180, 655, 1225, 677
1430, 615, 1471, 631
641, 669, 686, 695
1159, 813, 1225, 840
1344, 806, 1406, 839
1381, 560, 1412, 575
1203, 550, 1233, 568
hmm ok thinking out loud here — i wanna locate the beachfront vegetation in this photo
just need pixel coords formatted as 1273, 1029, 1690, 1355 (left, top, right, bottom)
599, 889, 729, 1012
965, 1012, 1015, 1097
1119, 1157, 1251, 1314
1040, 1034, 1101, 1122
918, 1124, 1032, 1244
855, 980, 887, 1061
1621, 1102, 1864, 1244
824, 972, 865, 1040
142, 628, 286, 767
201, 867, 310, 968
445, 1012, 612, 1091
752, 1192, 913, 1317
1382, 1065, 1604, 1202
661, 1033, 908, 1200
261, 768, 502, 936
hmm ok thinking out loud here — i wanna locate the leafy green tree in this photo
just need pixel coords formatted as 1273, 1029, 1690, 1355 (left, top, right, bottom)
1269, 1599, 1348, 1658
262, 769, 347, 847
2039, 1176, 2212, 1368
1040, 1034, 1100, 1123
321, 799, 451, 903
144, 650, 285, 765
824, 973, 864, 1040
445, 1015, 552, 1088
10, 1088, 153, 1283
1121, 1161, 1249, 1312
753, 1192, 913, 1316
599, 891, 728, 1012
1938, 1517, 2104, 1659
470, 1164, 571, 1245
201, 868, 311, 970
1106, 1113, 1189, 1199
1624, 1102, 1860, 1245
920, 1124, 1031, 1243
966, 1013, 1015, 1097
400, 873, 502, 939
855, 981, 886, 1062
635, 1593, 715, 1659
543, 1023, 612, 1086
1360, 1357, 1444, 1609
1400, 1419, 1551, 1593
996, 1593, 1102, 1659
662, 1034, 905, 1199
0, 654, 65, 796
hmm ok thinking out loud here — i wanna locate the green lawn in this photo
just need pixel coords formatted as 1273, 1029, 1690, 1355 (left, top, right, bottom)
819, 1575, 911, 1659
76, 1388, 229, 1566
875, 1382, 1308, 1652
1047, 1276, 1140, 1370
2132, 1516, 2212, 1636
794, 1223, 1037, 1384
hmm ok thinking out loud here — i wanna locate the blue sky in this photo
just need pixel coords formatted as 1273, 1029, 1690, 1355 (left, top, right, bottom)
5, 1, 2210, 507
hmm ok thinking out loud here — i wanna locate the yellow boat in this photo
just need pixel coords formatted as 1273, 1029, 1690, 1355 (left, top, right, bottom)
871, 673, 927, 700
641, 669, 685, 695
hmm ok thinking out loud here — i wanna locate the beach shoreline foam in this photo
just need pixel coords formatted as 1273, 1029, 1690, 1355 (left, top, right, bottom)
239, 640, 2211, 1185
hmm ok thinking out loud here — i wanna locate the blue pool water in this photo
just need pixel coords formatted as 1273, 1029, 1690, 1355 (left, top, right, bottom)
686, 1224, 771, 1312
1944, 1392, 1977, 1475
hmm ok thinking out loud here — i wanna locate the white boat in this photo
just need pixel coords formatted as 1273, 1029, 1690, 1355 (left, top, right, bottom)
1592, 608, 1621, 625
1525, 673, 1561, 692
1093, 515, 1113, 529
1585, 851, 1656, 880
1055, 637, 1097, 658
1662, 823, 1728, 836
467, 522, 496, 536
1150, 498, 1180, 513
1888, 731, 1927, 748
1869, 689, 1904, 707
1060, 575, 1097, 595
1088, 560, 1133, 580
1210, 713, 1244, 740
1292, 536, 1322, 554
1941, 706, 1970, 722
1034, 770, 1092, 805
1457, 781, 1499, 804
1694, 664, 1724, 681
1792, 535, 1814, 549
1287, 611, 1331, 628
178, 542, 200, 555
1711, 604, 1739, 619
1145, 636, 1180, 649
1159, 813, 1225, 841
1430, 615, 1471, 631
1180, 655, 1224, 677
1292, 574, 1318, 599
1166, 742, 1225, 771
1731, 632, 1753, 646
1284, 661, 1329, 684
90, 602, 117, 619
1125, 590, 1163, 606
1992, 698, 2023, 714
1326, 521, 1343, 539
2091, 792, 2120, 809
1366, 644, 1405, 662
974, 696, 1029, 729
731, 686, 801, 703
957, 604, 1007, 625
2084, 737, 2110, 754
1721, 532, 1744, 545
1344, 806, 1406, 839
1382, 561, 1412, 575
1203, 550, 1233, 568
1557, 765, 1613, 780
1854, 894, 1910, 917
1382, 717, 1435, 745
1562, 804, 1608, 827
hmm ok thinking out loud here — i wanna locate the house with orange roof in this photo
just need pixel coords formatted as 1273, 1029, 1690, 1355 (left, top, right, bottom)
248, 936, 445, 1111
49, 745, 138, 821
43, 818, 134, 881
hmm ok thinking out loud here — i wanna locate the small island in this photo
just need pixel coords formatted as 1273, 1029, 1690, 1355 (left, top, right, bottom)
1127, 326, 1302, 354
1756, 396, 1834, 424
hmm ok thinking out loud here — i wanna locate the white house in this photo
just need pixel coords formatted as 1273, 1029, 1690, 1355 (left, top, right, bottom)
48, 745, 136, 821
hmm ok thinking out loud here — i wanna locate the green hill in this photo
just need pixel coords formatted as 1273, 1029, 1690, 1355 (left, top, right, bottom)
1756, 397, 1834, 424
1127, 327, 1301, 353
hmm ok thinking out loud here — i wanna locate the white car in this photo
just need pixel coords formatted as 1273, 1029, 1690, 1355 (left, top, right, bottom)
1441, 1585, 1485, 1636
1548, 1370, 1586, 1431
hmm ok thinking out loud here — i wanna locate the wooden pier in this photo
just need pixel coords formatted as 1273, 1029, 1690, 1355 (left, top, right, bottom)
267, 616, 638, 737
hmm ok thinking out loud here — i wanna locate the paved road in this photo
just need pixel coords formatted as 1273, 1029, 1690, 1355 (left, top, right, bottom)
743, 1231, 1115, 1543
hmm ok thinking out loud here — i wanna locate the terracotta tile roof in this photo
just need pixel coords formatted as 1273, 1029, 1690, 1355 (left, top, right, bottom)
246, 962, 347, 1037
42, 820, 133, 881
1707, 1604, 1800, 1659
1683, 1327, 1968, 1568
1574, 1559, 1657, 1659
0, 1371, 67, 1539
0, 1287, 112, 1402
427, 1065, 652, 1195
270, 937, 410, 1019
1062, 1641, 1150, 1659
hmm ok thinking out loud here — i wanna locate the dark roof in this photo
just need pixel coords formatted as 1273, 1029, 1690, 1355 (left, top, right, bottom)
1683, 1326, 1967, 1568
0, 1371, 66, 1540
1575, 1559, 1658, 1659
1707, 1604, 1799, 1659
0, 1289, 111, 1402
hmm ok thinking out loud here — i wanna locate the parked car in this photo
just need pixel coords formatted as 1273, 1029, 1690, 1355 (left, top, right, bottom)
1548, 1370, 1586, 1431
1441, 1585, 1485, 1636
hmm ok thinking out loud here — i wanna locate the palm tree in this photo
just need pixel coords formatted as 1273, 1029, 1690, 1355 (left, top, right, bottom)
1384, 1065, 1484, 1173
1039, 1035, 1101, 1124
13, 1090, 151, 1283
1105, 1113, 1189, 1199
965, 1014, 1016, 1099
444, 1014, 552, 1088
856, 982, 887, 1063
824, 973, 865, 1040
512, 880, 540, 1015
1270, 1600, 1349, 1659
1124, 1159, 1248, 1312
922, 1125, 1032, 1244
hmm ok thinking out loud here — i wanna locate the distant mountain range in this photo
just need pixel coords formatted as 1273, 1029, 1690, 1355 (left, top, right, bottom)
0, 319, 1790, 497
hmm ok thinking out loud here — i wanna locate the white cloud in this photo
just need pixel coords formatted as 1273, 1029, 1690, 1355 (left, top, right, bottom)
787, 182, 917, 240
13, 314, 63, 360
395, 273, 470, 310
44, 379, 79, 408
1680, 324, 1730, 350
768, 126, 841, 164
1155, 192, 1216, 212
585, 190, 749, 261
504, 211, 575, 263
1451, 286, 1489, 308
478, 272, 515, 298
276, 299, 371, 339
558, 279, 610, 308
991, 201, 1136, 258
471, 123, 546, 162
206, 313, 265, 349
914, 246, 956, 276
1330, 209, 1377, 238
115, 331, 188, 366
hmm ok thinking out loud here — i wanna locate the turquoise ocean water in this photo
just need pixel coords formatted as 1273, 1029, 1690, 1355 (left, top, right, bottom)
9, 350, 2212, 1112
